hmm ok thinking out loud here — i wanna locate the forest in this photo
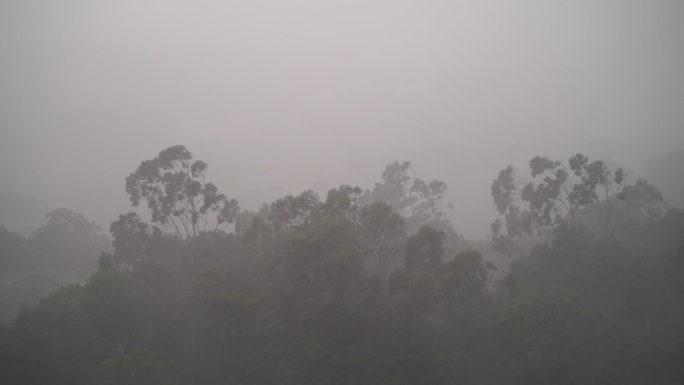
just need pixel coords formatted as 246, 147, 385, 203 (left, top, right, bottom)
1, 145, 682, 385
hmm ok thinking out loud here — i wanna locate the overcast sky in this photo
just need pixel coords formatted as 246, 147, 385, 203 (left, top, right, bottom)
1, 0, 683, 237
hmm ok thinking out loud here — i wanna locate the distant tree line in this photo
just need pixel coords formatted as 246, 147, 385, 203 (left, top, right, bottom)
0, 208, 111, 324
1, 145, 682, 385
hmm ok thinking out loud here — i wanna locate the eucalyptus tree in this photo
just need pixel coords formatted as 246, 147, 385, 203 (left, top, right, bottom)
125, 145, 239, 239
357, 201, 406, 291
268, 189, 321, 231
369, 161, 450, 233
490, 153, 626, 254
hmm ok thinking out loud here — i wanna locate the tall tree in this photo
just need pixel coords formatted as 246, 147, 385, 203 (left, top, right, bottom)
357, 202, 406, 291
490, 153, 627, 254
369, 161, 450, 233
323, 185, 364, 224
269, 190, 321, 231
125, 145, 239, 239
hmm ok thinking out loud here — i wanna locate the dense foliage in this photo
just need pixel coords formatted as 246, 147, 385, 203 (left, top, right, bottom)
0, 209, 111, 324
1, 147, 683, 384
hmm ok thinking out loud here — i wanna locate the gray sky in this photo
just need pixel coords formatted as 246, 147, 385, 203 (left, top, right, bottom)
1, 0, 683, 238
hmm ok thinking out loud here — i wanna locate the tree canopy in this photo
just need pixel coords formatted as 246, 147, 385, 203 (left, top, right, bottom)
125, 145, 239, 239
2, 146, 683, 385
490, 153, 665, 255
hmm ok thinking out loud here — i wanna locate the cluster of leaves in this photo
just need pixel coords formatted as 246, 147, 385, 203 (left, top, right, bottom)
491, 153, 664, 255
368, 161, 451, 234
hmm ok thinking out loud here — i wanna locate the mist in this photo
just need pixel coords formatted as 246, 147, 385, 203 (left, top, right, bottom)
2, 0, 683, 237
3, 2, 684, 384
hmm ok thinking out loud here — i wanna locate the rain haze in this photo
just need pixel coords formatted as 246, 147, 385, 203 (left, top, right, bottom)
2, 0, 683, 236
4, 2, 684, 384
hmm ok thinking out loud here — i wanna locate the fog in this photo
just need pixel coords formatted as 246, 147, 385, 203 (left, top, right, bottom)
2, 0, 683, 237
3, 3, 684, 383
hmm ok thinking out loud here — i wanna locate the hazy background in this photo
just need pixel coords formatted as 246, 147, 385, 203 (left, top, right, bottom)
1, 0, 683, 238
